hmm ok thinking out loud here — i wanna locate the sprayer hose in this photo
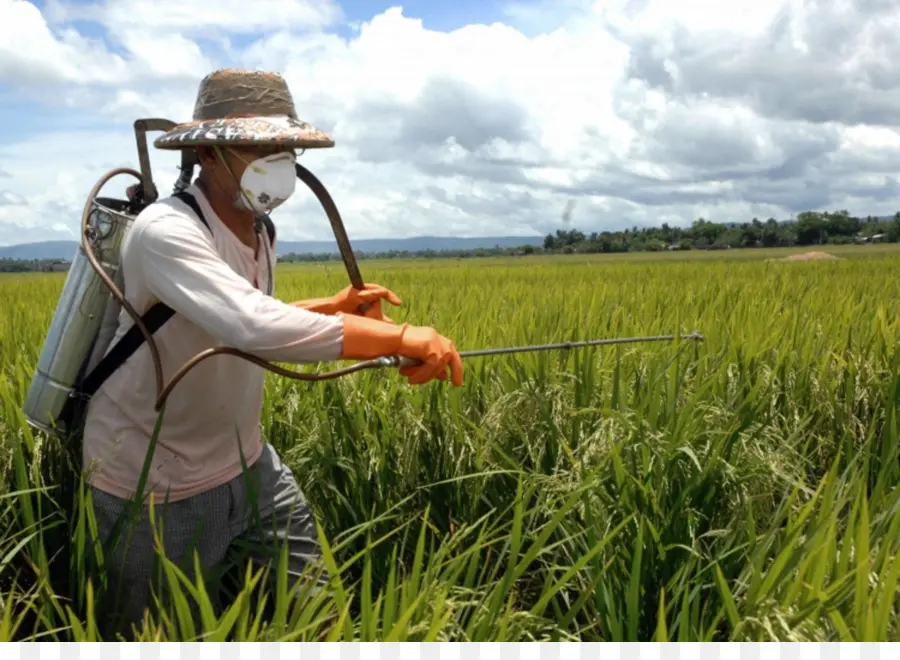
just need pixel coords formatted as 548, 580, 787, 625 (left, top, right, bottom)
80, 168, 168, 403
80, 169, 394, 413
83, 169, 704, 414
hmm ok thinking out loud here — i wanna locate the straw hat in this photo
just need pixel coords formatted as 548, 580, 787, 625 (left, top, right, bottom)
153, 69, 335, 150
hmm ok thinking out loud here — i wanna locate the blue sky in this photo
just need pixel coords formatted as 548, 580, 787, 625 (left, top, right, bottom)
2, 0, 541, 142
340, 0, 518, 31
3, 0, 897, 246
1, 0, 592, 245
222, 0, 522, 53
30, 0, 532, 41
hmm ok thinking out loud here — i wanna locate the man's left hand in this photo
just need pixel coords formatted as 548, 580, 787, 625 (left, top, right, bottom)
292, 283, 402, 322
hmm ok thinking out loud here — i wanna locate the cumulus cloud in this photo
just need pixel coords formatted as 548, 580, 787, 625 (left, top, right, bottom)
1, 0, 899, 246
617, 0, 900, 127
0, 0, 130, 86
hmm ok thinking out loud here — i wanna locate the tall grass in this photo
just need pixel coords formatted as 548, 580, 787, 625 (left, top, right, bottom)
3, 248, 900, 640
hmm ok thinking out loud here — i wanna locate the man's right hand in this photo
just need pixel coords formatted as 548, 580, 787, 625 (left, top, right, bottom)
339, 314, 464, 386
394, 325, 464, 386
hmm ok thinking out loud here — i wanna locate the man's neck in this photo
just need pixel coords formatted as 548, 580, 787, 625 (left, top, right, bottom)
196, 177, 258, 250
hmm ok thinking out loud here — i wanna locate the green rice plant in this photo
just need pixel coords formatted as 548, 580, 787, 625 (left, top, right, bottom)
3, 247, 900, 640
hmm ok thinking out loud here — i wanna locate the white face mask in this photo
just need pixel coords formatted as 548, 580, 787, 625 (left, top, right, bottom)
229, 150, 297, 215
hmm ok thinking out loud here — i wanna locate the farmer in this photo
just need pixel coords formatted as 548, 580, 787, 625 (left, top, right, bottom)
81, 68, 464, 634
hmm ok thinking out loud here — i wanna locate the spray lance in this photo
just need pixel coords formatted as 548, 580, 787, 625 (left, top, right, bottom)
22, 117, 704, 437
156, 169, 706, 409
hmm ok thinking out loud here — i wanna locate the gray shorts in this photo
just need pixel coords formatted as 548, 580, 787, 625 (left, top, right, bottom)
90, 442, 327, 636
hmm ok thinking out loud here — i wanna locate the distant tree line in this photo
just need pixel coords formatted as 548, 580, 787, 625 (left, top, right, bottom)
536, 211, 900, 254
0, 258, 70, 273
4, 210, 900, 272
277, 210, 900, 262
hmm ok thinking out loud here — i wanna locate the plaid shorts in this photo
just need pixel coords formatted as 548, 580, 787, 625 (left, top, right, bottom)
90, 442, 326, 636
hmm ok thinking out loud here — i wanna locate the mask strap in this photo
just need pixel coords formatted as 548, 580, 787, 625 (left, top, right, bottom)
210, 145, 275, 294
227, 148, 258, 171
215, 145, 259, 215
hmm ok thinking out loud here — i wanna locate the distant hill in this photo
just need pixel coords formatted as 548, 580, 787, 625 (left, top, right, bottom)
0, 235, 545, 262
0, 241, 81, 260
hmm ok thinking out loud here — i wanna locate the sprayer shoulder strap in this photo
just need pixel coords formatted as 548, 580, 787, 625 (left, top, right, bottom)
73, 191, 275, 402
173, 190, 210, 234
173, 190, 276, 247
72, 192, 214, 402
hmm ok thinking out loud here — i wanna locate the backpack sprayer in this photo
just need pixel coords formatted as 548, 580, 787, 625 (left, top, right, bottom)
22, 118, 705, 439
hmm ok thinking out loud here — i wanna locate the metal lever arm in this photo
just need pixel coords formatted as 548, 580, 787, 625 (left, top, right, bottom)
293, 162, 374, 315
294, 162, 365, 291
133, 119, 177, 204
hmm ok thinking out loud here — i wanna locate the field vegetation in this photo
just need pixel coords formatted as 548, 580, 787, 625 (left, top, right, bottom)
3, 245, 900, 641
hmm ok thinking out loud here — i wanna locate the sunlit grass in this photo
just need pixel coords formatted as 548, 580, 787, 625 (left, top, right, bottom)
3, 246, 900, 640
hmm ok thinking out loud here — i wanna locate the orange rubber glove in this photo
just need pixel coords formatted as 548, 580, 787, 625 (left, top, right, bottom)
339, 313, 464, 386
292, 283, 401, 322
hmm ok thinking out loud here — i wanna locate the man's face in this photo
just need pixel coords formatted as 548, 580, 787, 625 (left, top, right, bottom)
216, 145, 295, 180
199, 144, 296, 208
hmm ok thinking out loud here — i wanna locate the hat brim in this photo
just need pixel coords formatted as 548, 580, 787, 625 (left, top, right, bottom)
153, 115, 335, 150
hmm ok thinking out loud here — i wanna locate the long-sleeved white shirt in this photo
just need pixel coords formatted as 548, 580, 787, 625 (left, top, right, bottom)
82, 183, 344, 502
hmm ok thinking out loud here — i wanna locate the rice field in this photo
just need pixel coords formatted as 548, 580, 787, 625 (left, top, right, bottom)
3, 244, 900, 641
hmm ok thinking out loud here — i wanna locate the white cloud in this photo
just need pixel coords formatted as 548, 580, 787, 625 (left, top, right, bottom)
1, 0, 900, 247
0, 0, 129, 85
